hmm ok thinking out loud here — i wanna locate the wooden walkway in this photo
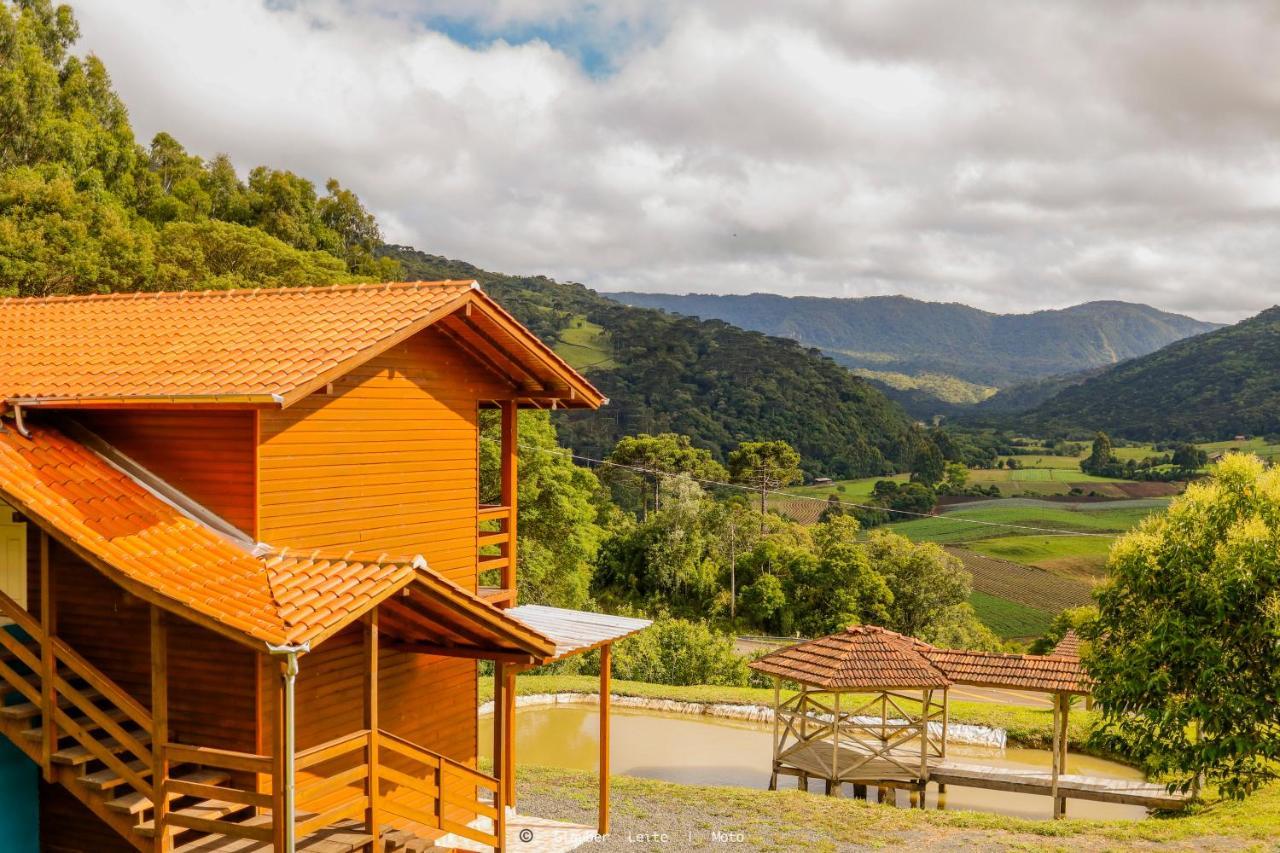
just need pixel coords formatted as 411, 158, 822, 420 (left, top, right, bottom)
931, 761, 1189, 810
775, 744, 1189, 811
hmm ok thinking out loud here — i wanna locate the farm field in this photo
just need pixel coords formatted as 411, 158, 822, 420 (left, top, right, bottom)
966, 535, 1116, 580
553, 315, 617, 370
967, 590, 1053, 639
883, 502, 1162, 543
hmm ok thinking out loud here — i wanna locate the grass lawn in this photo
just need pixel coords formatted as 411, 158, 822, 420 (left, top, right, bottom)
786, 474, 907, 500
516, 765, 1280, 851
968, 591, 1054, 639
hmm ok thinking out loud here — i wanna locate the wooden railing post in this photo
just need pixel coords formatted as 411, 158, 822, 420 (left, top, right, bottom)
151, 607, 170, 853
39, 531, 55, 782
492, 662, 508, 851
500, 400, 518, 597
364, 609, 381, 840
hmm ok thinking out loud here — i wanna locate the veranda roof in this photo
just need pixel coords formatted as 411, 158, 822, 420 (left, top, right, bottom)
506, 605, 652, 661
749, 625, 952, 690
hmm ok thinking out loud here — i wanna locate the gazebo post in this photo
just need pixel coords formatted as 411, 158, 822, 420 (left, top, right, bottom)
769, 677, 781, 790
1050, 691, 1061, 818
1055, 692, 1069, 818
938, 687, 949, 793
919, 688, 930, 807
830, 691, 841, 797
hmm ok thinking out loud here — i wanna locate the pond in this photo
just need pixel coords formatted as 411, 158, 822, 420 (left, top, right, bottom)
480, 704, 1150, 821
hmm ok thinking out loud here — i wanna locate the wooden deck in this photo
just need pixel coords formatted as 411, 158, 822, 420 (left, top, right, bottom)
775, 744, 1188, 810
931, 761, 1189, 810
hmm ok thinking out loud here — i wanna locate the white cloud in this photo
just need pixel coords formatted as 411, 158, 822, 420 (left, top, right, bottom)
69, 0, 1280, 323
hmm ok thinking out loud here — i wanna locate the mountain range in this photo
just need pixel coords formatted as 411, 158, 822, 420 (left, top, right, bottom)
609, 292, 1220, 399
381, 247, 922, 478
1018, 306, 1280, 441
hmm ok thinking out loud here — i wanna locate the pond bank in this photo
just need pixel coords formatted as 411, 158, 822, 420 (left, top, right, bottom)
478, 674, 1099, 751
478, 692, 1008, 748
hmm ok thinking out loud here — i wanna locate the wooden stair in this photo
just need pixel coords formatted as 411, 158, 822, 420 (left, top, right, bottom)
0, 629, 386, 852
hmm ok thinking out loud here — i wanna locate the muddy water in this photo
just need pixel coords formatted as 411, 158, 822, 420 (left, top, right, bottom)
479, 704, 1149, 821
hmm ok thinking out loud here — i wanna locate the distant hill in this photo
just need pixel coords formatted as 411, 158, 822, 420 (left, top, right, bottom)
1021, 307, 1280, 441
381, 246, 922, 478
609, 293, 1220, 389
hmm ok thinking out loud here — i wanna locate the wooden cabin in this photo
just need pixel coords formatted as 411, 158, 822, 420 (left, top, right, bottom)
0, 281, 648, 852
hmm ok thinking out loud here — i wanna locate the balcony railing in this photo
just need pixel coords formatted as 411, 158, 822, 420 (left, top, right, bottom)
478, 503, 516, 606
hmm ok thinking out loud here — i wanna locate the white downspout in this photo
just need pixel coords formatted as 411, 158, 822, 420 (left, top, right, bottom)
266, 641, 310, 852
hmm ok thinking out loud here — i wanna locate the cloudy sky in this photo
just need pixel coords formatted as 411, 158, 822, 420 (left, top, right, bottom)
71, 0, 1280, 322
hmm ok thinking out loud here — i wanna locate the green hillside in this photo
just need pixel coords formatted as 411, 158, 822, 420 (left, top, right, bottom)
382, 247, 922, 478
611, 292, 1219, 389
1022, 306, 1280, 440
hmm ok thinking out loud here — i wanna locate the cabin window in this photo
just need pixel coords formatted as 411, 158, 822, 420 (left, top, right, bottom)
0, 502, 27, 616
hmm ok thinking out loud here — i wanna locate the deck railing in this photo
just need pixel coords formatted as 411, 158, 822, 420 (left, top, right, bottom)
159, 744, 275, 842
478, 503, 516, 605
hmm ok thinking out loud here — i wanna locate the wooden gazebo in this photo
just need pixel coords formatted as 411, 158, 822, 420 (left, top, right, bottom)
750, 626, 950, 799
751, 625, 1188, 817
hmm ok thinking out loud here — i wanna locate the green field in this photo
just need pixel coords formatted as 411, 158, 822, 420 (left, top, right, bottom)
883, 502, 1159, 544
968, 590, 1054, 639
966, 534, 1116, 578
553, 315, 616, 370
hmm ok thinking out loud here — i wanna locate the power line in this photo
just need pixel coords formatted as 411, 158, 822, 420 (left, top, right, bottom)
482, 436, 1120, 539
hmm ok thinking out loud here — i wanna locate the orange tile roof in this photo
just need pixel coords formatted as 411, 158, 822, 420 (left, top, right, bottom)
749, 625, 951, 690
1051, 629, 1081, 659
749, 624, 1092, 694
924, 647, 1091, 694
0, 421, 553, 653
0, 281, 603, 408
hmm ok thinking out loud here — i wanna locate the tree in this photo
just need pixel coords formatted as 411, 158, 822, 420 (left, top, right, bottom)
1084, 454, 1280, 799
1171, 443, 1208, 471
1082, 431, 1115, 475
909, 437, 946, 487
790, 515, 892, 636
728, 440, 802, 529
739, 573, 786, 634
607, 433, 728, 517
863, 531, 971, 638
941, 462, 969, 492
1029, 605, 1096, 655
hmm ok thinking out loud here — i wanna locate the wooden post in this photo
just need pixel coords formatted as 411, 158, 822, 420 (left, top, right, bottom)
598, 643, 612, 835
364, 609, 381, 841
39, 531, 55, 782
1056, 693, 1069, 818
938, 688, 949, 792
830, 691, 841, 797
1050, 692, 1062, 819
920, 689, 930, 788
491, 660, 506, 799
500, 400, 518, 596
151, 607, 170, 853
768, 677, 780, 790
503, 665, 517, 809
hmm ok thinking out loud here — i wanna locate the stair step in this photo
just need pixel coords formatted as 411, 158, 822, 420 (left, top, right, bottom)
106, 768, 232, 815
22, 704, 130, 741
135, 798, 254, 839
78, 760, 150, 792
52, 728, 151, 766
172, 816, 270, 852
0, 686, 104, 722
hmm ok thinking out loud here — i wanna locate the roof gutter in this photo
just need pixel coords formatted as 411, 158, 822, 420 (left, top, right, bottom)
266, 640, 310, 852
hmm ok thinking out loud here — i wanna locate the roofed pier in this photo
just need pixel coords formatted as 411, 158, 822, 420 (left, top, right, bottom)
749, 626, 1189, 816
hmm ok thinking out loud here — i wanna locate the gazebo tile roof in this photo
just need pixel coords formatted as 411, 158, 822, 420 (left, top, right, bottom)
748, 625, 951, 690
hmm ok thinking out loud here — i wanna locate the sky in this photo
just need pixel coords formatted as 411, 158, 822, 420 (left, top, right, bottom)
70, 0, 1280, 323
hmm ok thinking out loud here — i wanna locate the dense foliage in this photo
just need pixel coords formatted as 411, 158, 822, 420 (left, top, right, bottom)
383, 245, 924, 479
611, 292, 1218, 388
0, 0, 395, 297
1023, 307, 1280, 441
1084, 455, 1280, 799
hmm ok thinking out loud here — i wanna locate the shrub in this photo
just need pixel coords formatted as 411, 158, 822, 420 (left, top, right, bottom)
587, 617, 750, 686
